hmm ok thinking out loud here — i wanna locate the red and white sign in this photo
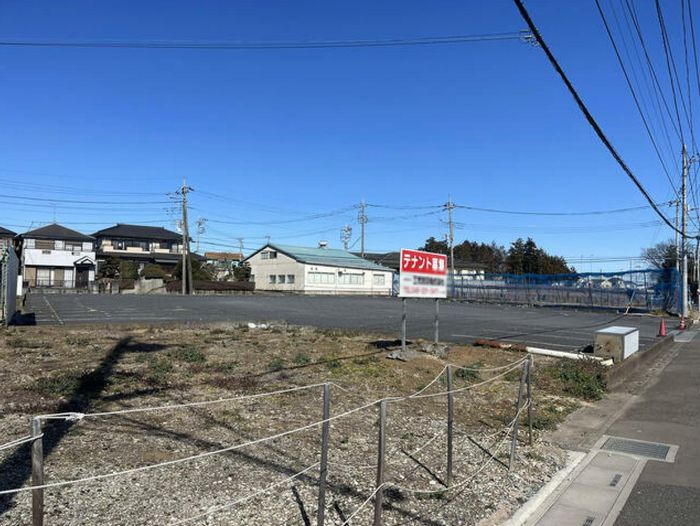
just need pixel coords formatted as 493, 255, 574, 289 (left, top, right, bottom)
399, 248, 448, 298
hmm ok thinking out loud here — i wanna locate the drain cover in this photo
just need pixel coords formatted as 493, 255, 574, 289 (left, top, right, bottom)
601, 437, 670, 460
582, 517, 595, 526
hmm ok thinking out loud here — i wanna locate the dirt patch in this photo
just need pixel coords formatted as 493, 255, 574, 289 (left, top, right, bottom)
0, 323, 579, 525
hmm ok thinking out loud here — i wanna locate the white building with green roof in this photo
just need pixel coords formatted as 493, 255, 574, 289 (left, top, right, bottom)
243, 243, 394, 295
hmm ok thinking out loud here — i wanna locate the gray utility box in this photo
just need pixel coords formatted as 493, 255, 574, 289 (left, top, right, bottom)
594, 326, 639, 363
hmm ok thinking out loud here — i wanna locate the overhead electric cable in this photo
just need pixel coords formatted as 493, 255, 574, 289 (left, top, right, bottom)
624, 0, 683, 141
594, 0, 677, 192
0, 31, 531, 50
511, 0, 691, 238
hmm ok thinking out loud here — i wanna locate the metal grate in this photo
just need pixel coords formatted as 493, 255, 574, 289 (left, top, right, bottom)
582, 517, 595, 526
602, 437, 670, 460
609, 473, 622, 487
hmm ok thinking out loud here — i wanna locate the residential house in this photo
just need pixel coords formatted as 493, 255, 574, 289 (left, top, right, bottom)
204, 252, 244, 280
20, 223, 96, 289
0, 226, 16, 251
244, 242, 393, 295
92, 224, 187, 275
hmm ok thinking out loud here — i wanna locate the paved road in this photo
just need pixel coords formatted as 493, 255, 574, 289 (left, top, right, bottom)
611, 332, 700, 525
23, 293, 666, 352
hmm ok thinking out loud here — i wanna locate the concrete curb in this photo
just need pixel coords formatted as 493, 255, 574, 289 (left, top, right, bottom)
501, 451, 586, 526
605, 332, 676, 392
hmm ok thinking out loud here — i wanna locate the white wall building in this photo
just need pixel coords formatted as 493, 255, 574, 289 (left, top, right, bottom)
243, 243, 394, 295
20, 224, 96, 289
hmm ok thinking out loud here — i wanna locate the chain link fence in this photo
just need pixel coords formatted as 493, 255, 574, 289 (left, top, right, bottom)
450, 268, 679, 313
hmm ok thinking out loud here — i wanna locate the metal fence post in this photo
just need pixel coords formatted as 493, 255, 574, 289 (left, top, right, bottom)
446, 364, 454, 486
527, 355, 534, 446
31, 417, 44, 526
317, 383, 331, 526
509, 361, 528, 471
434, 298, 440, 344
373, 400, 387, 526
401, 298, 407, 353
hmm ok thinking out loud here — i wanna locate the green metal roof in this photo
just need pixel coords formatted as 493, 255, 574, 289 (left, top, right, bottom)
250, 243, 393, 272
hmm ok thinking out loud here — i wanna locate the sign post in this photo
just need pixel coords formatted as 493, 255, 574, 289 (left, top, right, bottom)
399, 249, 448, 346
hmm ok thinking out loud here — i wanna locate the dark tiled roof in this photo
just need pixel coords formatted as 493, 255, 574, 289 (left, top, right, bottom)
96, 252, 205, 262
92, 224, 182, 241
21, 223, 93, 242
0, 226, 16, 237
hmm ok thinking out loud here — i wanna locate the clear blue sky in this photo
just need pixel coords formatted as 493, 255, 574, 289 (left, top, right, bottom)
0, 0, 694, 271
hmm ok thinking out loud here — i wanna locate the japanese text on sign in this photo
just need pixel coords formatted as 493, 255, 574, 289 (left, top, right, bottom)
399, 248, 447, 298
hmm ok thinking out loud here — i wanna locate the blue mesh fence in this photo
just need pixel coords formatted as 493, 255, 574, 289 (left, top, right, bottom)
449, 268, 680, 312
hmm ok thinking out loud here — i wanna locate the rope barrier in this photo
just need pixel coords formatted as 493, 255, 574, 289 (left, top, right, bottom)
169, 462, 320, 525
0, 356, 527, 497
390, 360, 524, 402
339, 482, 390, 525
0, 434, 39, 452
396, 400, 530, 495
450, 356, 528, 372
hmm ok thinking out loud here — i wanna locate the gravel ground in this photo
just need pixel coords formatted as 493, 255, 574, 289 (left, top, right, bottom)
0, 324, 571, 525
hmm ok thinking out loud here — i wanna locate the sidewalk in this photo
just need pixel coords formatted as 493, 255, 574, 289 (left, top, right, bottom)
517, 331, 700, 526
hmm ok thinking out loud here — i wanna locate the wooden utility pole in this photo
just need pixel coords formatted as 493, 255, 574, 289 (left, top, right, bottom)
177, 178, 194, 295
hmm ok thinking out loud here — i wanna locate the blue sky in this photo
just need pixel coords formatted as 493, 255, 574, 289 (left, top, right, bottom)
0, 1, 694, 270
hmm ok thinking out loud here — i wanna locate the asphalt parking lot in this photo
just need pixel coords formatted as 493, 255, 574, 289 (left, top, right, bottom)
22, 293, 667, 353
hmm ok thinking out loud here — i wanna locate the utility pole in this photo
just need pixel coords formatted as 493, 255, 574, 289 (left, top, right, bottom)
682, 146, 689, 318
445, 197, 455, 276
177, 178, 194, 295
237, 237, 244, 257
675, 198, 681, 272
358, 200, 367, 257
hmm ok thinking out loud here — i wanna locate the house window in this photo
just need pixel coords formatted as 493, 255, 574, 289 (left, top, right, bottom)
373, 274, 386, 286
308, 272, 335, 284
35, 239, 53, 250
340, 273, 364, 285
114, 240, 126, 250
65, 242, 82, 252
268, 275, 276, 284
287, 274, 295, 284
278, 274, 286, 284
268, 251, 277, 259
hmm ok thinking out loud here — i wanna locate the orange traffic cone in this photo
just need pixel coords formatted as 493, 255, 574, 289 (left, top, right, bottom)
658, 318, 666, 337
680, 316, 686, 331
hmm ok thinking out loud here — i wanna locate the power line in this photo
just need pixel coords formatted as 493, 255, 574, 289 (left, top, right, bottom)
594, 0, 677, 193
511, 0, 689, 238
655, 0, 691, 147
0, 192, 169, 205
623, 0, 683, 142
454, 202, 670, 216
0, 31, 532, 50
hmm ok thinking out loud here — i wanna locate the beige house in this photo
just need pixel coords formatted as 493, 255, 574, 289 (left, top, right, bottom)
243, 243, 394, 295
93, 224, 187, 274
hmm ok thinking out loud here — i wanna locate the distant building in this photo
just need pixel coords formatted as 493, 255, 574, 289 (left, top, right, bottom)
204, 251, 244, 280
92, 224, 188, 275
244, 243, 393, 295
0, 226, 16, 251
20, 223, 96, 289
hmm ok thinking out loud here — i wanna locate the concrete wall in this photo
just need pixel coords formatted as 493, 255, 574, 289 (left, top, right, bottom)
247, 250, 305, 292
1, 248, 19, 325
302, 263, 393, 295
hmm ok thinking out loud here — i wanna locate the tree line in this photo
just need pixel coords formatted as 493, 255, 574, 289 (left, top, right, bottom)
420, 236, 574, 275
